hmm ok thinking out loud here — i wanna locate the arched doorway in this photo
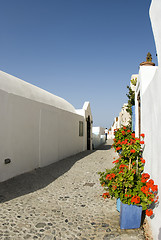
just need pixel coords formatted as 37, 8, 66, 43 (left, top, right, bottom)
87, 116, 91, 150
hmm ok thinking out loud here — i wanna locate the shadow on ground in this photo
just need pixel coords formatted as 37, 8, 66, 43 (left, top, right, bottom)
0, 142, 112, 203
96, 144, 111, 151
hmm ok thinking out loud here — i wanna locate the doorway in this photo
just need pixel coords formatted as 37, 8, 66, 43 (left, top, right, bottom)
87, 116, 91, 150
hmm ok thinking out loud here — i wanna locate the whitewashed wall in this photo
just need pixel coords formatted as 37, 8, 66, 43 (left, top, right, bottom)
135, 0, 161, 238
92, 127, 105, 149
0, 71, 92, 182
118, 104, 130, 128
107, 130, 113, 140
76, 101, 93, 151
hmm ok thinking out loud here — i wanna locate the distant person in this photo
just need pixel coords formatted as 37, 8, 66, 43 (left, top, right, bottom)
104, 128, 108, 141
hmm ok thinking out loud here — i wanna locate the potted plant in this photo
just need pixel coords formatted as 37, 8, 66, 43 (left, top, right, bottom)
99, 128, 159, 229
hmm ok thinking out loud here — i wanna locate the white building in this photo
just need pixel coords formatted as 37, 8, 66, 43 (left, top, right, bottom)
135, 0, 161, 238
92, 127, 106, 149
108, 102, 131, 139
0, 70, 93, 182
118, 104, 130, 128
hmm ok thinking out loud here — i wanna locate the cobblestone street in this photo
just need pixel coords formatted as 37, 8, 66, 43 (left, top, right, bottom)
0, 140, 145, 240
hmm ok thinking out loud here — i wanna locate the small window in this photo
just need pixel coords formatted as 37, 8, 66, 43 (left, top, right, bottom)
79, 121, 83, 136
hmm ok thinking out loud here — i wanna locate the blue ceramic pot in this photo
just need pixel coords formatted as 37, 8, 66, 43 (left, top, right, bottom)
117, 198, 121, 212
120, 202, 142, 229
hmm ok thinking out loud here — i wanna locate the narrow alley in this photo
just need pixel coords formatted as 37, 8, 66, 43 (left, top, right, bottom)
0, 140, 145, 240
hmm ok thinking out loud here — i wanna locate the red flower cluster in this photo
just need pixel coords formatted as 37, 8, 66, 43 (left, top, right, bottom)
122, 130, 125, 135
119, 164, 128, 169
140, 133, 145, 138
106, 173, 115, 180
141, 173, 150, 183
140, 141, 144, 144
140, 158, 145, 164
112, 159, 119, 164
125, 194, 131, 197
141, 186, 149, 195
146, 209, 153, 216
130, 149, 136, 153
102, 192, 110, 199
112, 185, 117, 190
131, 133, 135, 138
131, 195, 140, 204
151, 185, 158, 192
121, 139, 128, 145
146, 179, 154, 188
116, 146, 121, 151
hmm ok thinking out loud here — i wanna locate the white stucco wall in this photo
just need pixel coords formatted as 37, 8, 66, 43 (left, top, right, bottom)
0, 71, 92, 182
134, 1, 161, 238
118, 104, 130, 128
76, 101, 93, 151
92, 127, 105, 149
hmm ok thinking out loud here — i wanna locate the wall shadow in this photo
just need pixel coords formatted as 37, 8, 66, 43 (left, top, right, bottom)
0, 150, 95, 203
158, 228, 161, 240
94, 144, 112, 151
93, 139, 113, 151
0, 141, 113, 203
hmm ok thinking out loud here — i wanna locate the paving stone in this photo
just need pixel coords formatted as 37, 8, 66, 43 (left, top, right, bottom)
0, 140, 145, 240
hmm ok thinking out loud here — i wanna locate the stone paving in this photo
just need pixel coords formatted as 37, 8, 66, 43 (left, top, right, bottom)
0, 140, 145, 240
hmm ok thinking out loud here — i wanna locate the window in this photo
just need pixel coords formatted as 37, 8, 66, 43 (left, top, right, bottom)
79, 121, 83, 136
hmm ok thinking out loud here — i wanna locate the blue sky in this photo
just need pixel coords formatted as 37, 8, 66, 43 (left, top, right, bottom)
0, 0, 157, 128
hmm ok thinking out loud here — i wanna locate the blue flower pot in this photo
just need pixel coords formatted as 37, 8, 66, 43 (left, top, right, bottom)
117, 198, 121, 212
120, 202, 142, 229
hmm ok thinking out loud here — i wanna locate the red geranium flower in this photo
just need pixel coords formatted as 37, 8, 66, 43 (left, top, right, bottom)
141, 186, 149, 194
140, 133, 145, 138
130, 149, 136, 153
135, 138, 140, 141
112, 185, 117, 190
106, 173, 116, 180
131, 133, 135, 138
122, 131, 125, 135
141, 173, 150, 183
116, 147, 122, 151
140, 141, 144, 144
127, 130, 131, 133
141, 159, 145, 164
146, 179, 154, 188
131, 195, 140, 204
119, 164, 128, 169
151, 185, 158, 192
102, 192, 110, 199
112, 159, 119, 164
146, 209, 153, 216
